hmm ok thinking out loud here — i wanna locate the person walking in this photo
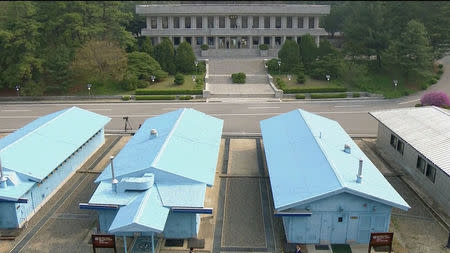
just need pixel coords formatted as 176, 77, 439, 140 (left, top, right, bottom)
189, 247, 194, 253
295, 244, 303, 253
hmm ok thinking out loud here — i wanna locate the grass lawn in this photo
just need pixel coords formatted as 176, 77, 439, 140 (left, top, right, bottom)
272, 74, 342, 88
141, 74, 204, 90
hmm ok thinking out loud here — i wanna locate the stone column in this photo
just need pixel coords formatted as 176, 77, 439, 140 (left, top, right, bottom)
304, 16, 309, 29
270, 16, 275, 28
282, 36, 286, 45
203, 36, 207, 46
261, 35, 264, 45
271, 36, 275, 48
180, 16, 185, 29
281, 16, 287, 28
192, 16, 196, 29
157, 37, 161, 44
203, 16, 208, 29
157, 16, 162, 29
237, 16, 242, 29
249, 36, 253, 48
249, 16, 253, 29
225, 16, 230, 28
315, 36, 320, 47
314, 16, 319, 28
293, 16, 298, 28
215, 36, 218, 49
259, 16, 264, 28
169, 16, 174, 29
214, 16, 219, 28
146, 17, 151, 29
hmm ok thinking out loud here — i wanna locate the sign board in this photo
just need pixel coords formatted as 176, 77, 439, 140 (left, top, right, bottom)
92, 234, 117, 253
368, 232, 393, 253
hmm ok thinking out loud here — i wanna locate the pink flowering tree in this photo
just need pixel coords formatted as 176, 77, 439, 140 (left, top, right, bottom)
420, 91, 450, 107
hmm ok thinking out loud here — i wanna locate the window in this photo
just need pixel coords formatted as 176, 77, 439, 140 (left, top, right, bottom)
275, 16, 281, 28
185, 37, 192, 45
242, 16, 248, 28
253, 16, 259, 28
174, 17, 180, 28
425, 164, 436, 183
173, 37, 180, 46
298, 17, 304, 28
230, 15, 237, 28
287, 17, 292, 28
208, 17, 214, 28
162, 17, 168, 29
185, 17, 191, 28
416, 156, 426, 174
264, 16, 270, 28
264, 36, 270, 45
196, 16, 202, 28
396, 140, 404, 154
309, 17, 315, 28
252, 36, 260, 46
219, 16, 225, 28
196, 37, 203, 45
390, 134, 398, 148
150, 17, 157, 29
207, 37, 215, 46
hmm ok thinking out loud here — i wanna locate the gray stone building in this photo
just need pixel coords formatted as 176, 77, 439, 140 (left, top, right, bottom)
136, 2, 330, 57
369, 106, 450, 218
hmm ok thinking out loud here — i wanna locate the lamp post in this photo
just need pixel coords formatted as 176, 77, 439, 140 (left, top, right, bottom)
192, 75, 196, 82
287, 74, 292, 81
393, 79, 398, 91
278, 60, 281, 75
151, 75, 155, 84
15, 85, 20, 96
194, 61, 198, 75
326, 74, 331, 83
87, 83, 92, 96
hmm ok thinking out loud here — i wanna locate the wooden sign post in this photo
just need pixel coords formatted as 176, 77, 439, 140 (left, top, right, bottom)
92, 234, 117, 253
368, 232, 393, 253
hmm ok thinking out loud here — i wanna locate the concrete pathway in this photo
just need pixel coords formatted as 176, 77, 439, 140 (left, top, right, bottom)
207, 58, 275, 97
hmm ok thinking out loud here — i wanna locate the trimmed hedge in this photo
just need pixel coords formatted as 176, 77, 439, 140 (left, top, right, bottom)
135, 95, 176, 100
178, 95, 192, 100
295, 94, 306, 99
283, 87, 347, 94
121, 95, 131, 101
259, 44, 269, 50
232, 72, 246, 83
201, 44, 209, 50
352, 92, 360, 97
310, 93, 348, 99
135, 89, 202, 95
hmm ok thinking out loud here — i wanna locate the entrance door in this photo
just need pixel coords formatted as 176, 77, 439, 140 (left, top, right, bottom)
320, 213, 331, 244
331, 213, 348, 243
230, 37, 237, 48
357, 215, 387, 243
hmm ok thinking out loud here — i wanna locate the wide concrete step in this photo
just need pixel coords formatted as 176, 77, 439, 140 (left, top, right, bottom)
209, 74, 268, 84
208, 93, 275, 98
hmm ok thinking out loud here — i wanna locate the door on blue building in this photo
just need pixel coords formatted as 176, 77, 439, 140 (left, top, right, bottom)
357, 215, 387, 243
331, 213, 348, 243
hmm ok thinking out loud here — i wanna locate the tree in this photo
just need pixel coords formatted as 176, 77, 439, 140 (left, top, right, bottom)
70, 40, 127, 84
175, 41, 196, 74
278, 40, 301, 73
299, 34, 317, 71
127, 51, 167, 82
140, 36, 154, 57
154, 38, 176, 75
382, 20, 432, 80
322, 2, 349, 38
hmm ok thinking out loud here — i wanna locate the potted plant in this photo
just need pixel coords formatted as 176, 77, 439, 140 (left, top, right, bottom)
201, 44, 209, 57
259, 44, 269, 56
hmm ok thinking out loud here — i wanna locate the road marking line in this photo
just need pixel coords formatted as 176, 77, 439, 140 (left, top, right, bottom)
334, 105, 363, 108
248, 106, 280, 109
1, 109, 31, 112
398, 99, 420, 105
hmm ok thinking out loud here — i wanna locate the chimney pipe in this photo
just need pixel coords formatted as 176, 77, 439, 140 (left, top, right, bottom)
110, 156, 118, 192
356, 159, 363, 183
150, 129, 158, 138
344, 144, 351, 154
0, 155, 7, 189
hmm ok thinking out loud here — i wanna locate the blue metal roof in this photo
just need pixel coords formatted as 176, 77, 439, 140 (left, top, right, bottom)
0, 106, 110, 200
90, 108, 223, 234
260, 109, 410, 211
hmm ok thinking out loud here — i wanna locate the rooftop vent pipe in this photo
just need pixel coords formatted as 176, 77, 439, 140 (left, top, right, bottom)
344, 144, 351, 154
150, 129, 158, 138
0, 155, 6, 189
110, 156, 118, 193
356, 159, 363, 183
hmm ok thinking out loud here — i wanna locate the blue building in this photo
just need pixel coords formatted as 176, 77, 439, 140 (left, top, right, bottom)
260, 109, 410, 244
0, 106, 110, 229
82, 108, 223, 250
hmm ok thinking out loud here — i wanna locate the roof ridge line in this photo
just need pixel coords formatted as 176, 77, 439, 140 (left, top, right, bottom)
297, 109, 345, 188
133, 189, 153, 224
0, 106, 75, 155
151, 108, 186, 167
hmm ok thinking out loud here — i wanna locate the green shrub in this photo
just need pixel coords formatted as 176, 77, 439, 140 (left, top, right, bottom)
282, 87, 347, 93
403, 90, 411, 96
259, 44, 269, 50
137, 80, 148, 88
438, 64, 443, 69
197, 61, 206, 74
295, 94, 306, 99
266, 58, 280, 73
122, 95, 131, 101
437, 69, 444, 75
276, 78, 286, 89
178, 95, 192, 100
135, 89, 202, 95
310, 93, 347, 99
201, 44, 209, 50
296, 72, 305, 84
429, 77, 438, 85
135, 95, 176, 100
352, 92, 361, 97
231, 72, 246, 83
415, 103, 423, 107
421, 83, 429, 90
195, 78, 204, 89
174, 73, 185, 85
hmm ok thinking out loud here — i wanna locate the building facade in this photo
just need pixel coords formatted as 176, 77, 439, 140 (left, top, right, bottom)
260, 109, 409, 244
136, 3, 329, 56
370, 106, 450, 218
0, 107, 110, 229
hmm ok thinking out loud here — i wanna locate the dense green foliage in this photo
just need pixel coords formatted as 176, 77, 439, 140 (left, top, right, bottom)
154, 38, 176, 75
175, 42, 196, 74
310, 93, 348, 99
174, 73, 185, 85
278, 40, 301, 73
135, 95, 176, 100
231, 73, 246, 84
259, 44, 269, 50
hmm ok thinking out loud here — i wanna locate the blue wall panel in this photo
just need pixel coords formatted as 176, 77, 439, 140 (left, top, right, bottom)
163, 212, 198, 239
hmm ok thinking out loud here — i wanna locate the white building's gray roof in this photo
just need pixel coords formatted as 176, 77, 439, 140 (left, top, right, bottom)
369, 106, 450, 176
136, 4, 330, 15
